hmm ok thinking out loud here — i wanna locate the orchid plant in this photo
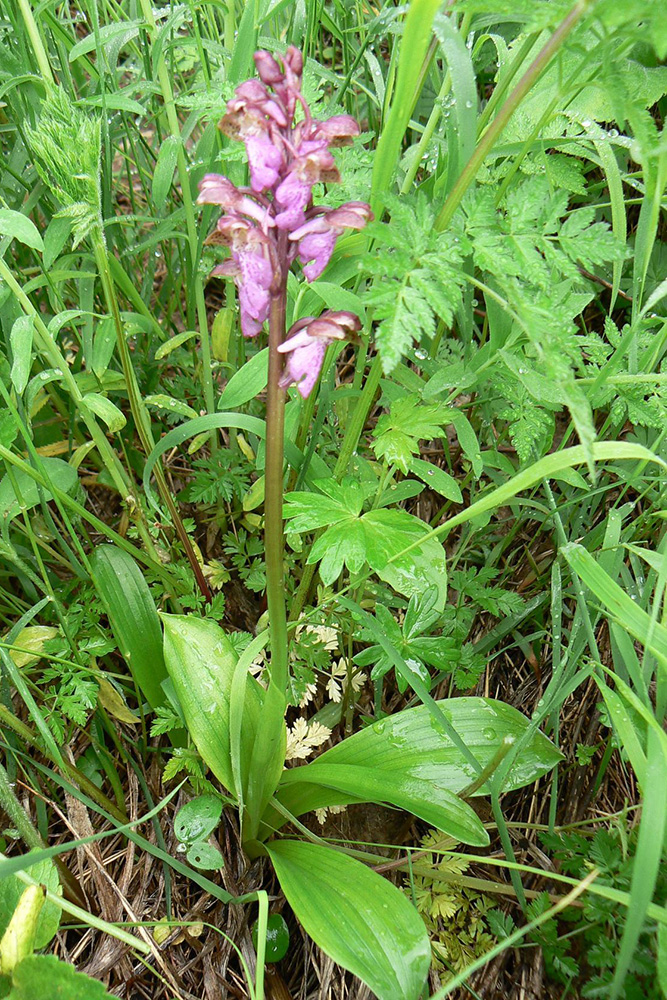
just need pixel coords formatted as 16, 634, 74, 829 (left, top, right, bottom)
156, 48, 562, 999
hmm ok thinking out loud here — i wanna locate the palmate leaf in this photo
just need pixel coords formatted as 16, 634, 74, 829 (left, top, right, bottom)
267, 840, 430, 1000
285, 482, 447, 605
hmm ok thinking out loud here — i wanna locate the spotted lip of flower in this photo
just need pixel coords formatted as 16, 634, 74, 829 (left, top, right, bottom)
278, 311, 362, 398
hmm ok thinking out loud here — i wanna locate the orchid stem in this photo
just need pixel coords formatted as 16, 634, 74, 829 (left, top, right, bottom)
265, 284, 289, 693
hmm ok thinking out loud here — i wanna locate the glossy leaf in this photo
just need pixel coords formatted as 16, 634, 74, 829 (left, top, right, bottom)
174, 795, 222, 844
266, 698, 561, 830
9, 316, 34, 395
282, 762, 488, 846
252, 913, 290, 963
186, 842, 224, 870
267, 840, 430, 1000
90, 546, 167, 712
162, 615, 261, 796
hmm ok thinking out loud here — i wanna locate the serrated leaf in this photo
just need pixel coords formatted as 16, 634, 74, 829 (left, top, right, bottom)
267, 840, 430, 1000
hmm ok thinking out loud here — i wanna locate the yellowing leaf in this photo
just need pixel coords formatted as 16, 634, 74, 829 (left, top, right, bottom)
8, 627, 58, 668
97, 677, 139, 724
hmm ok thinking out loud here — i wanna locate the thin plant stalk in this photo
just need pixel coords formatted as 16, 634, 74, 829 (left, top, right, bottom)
264, 281, 289, 691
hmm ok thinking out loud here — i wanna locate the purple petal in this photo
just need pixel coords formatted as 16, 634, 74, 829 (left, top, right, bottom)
279, 338, 326, 397
197, 173, 238, 207
312, 115, 360, 146
298, 229, 338, 280
254, 50, 284, 86
245, 133, 283, 192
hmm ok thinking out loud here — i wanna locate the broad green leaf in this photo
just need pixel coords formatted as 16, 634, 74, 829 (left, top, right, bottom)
82, 393, 127, 432
7, 955, 112, 999
68, 20, 142, 62
43, 216, 72, 271
90, 546, 167, 712
267, 840, 430, 1000
174, 796, 222, 844
282, 762, 488, 846
0, 210, 43, 252
218, 349, 269, 410
0, 860, 61, 951
143, 394, 198, 419
10, 316, 34, 395
0, 458, 77, 523
81, 93, 147, 116
267, 698, 561, 830
152, 136, 181, 206
161, 615, 261, 796
91, 318, 116, 380
6, 626, 58, 668
362, 509, 447, 608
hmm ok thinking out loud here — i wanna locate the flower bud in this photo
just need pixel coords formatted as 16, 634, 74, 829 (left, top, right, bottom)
254, 50, 283, 85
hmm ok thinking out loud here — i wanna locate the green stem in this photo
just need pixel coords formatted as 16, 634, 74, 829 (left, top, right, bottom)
433, 0, 593, 232
16, 0, 54, 88
0, 761, 42, 851
265, 288, 288, 691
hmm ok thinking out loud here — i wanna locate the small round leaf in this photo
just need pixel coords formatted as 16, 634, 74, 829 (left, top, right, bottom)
252, 913, 290, 963
174, 795, 222, 845
185, 841, 224, 870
